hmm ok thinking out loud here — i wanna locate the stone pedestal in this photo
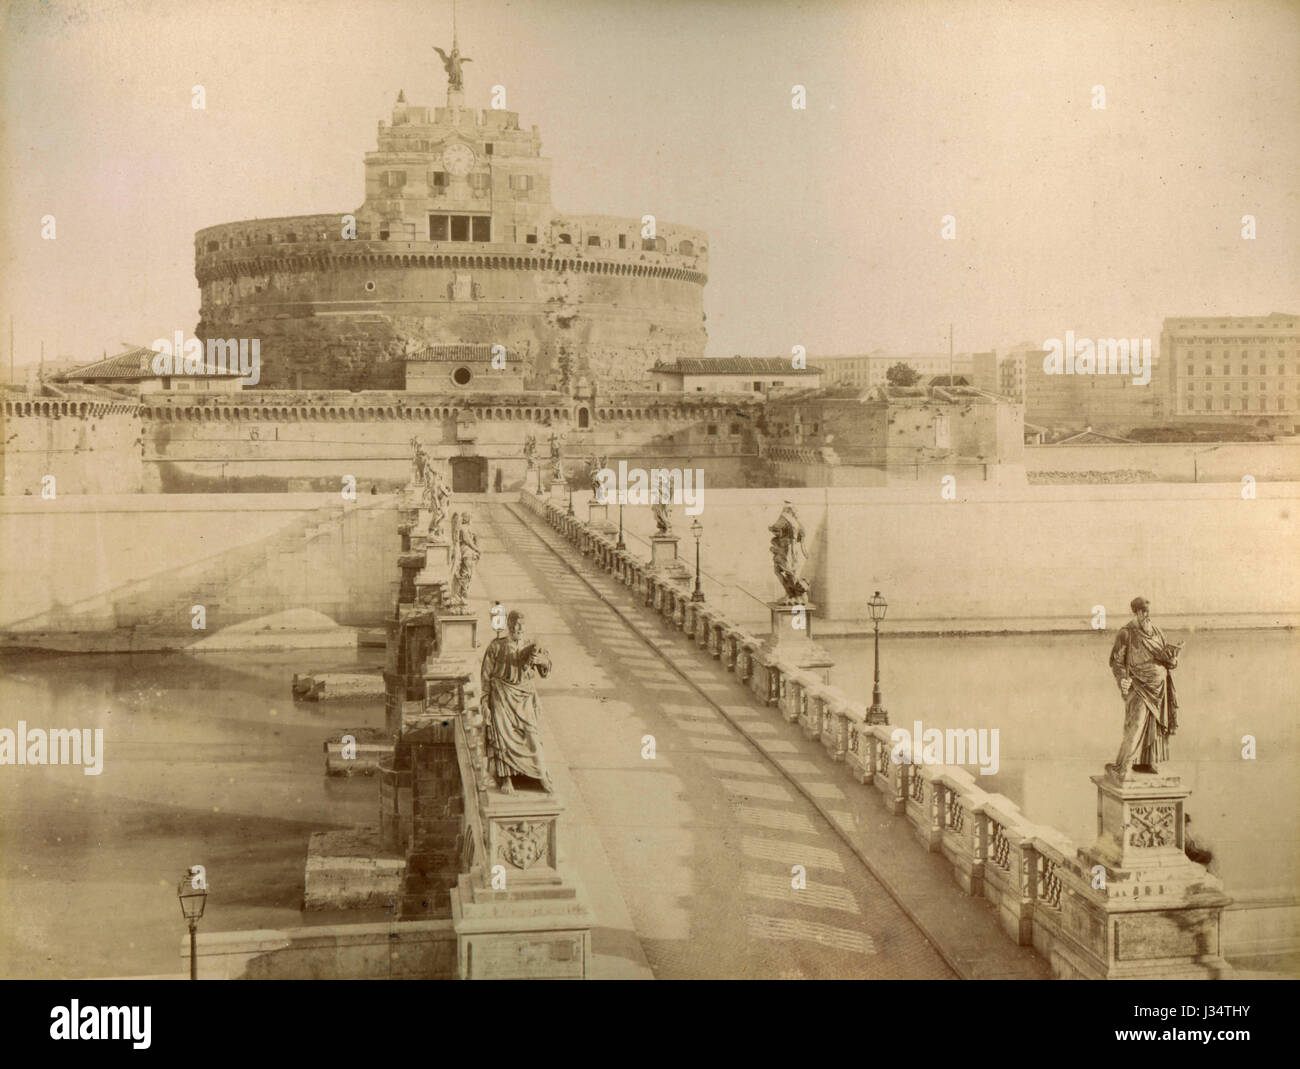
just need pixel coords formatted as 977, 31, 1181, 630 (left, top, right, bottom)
650, 534, 679, 571
587, 502, 609, 525
1070, 770, 1232, 979
550, 479, 566, 500
451, 787, 594, 979
763, 601, 834, 683
433, 613, 478, 662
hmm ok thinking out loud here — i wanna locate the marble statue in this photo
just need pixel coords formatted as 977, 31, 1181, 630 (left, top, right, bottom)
410, 435, 429, 486
423, 466, 452, 540
651, 470, 673, 535
589, 455, 609, 500
768, 501, 810, 603
481, 610, 554, 794
1107, 597, 1183, 779
450, 512, 479, 607
523, 434, 537, 470
548, 432, 565, 481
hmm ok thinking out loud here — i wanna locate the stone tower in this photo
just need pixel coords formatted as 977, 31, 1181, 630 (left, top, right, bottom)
194, 47, 709, 391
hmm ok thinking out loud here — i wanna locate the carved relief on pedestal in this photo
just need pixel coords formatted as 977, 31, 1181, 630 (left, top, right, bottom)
1127, 803, 1177, 848
498, 820, 549, 870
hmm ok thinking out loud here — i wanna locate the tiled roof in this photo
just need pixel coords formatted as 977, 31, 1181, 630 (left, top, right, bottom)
407, 344, 523, 362
651, 357, 823, 375
62, 346, 243, 381
61, 347, 160, 381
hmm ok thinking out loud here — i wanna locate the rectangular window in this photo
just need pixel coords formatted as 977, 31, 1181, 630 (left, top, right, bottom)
587, 235, 601, 246
428, 171, 449, 189
525, 232, 538, 244
468, 172, 490, 191
450, 215, 470, 241
383, 170, 407, 189
618, 234, 627, 249
485, 143, 494, 155
706, 424, 718, 436
509, 174, 532, 192
730, 422, 742, 434
472, 215, 491, 242
429, 215, 449, 241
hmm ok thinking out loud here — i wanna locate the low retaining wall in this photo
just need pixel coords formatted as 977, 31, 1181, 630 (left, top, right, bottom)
520, 489, 1294, 976
185, 918, 456, 979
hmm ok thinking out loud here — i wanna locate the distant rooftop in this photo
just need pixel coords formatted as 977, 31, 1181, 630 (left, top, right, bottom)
61, 346, 243, 381
651, 357, 823, 375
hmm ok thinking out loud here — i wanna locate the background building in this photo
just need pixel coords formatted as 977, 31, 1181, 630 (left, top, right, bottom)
1161, 312, 1300, 426
813, 351, 976, 389
59, 346, 243, 394
759, 382, 1024, 485
650, 356, 821, 393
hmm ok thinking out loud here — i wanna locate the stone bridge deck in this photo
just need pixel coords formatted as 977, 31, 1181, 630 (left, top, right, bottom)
466, 501, 1048, 979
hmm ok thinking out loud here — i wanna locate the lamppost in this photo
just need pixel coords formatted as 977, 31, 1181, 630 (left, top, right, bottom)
616, 498, 626, 551
866, 590, 888, 724
690, 519, 705, 602
177, 868, 208, 980
567, 482, 575, 517
536, 463, 543, 494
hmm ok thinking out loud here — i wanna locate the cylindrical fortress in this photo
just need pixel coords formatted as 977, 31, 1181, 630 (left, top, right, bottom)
195, 85, 708, 391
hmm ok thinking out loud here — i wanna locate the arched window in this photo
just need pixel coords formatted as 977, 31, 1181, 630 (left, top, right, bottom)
577, 407, 590, 429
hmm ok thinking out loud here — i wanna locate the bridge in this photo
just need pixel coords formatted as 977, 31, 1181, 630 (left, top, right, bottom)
182, 480, 1250, 981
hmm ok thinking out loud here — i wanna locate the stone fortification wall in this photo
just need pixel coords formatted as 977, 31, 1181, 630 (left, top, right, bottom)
591, 482, 1300, 633
0, 495, 397, 647
137, 391, 760, 493
194, 219, 708, 391
1, 395, 142, 496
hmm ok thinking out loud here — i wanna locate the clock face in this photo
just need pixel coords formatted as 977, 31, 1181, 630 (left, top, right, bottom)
442, 143, 476, 176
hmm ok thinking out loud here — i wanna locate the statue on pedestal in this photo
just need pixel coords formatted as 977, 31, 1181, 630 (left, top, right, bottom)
523, 434, 537, 472
481, 610, 554, 794
410, 436, 428, 486
768, 501, 810, 603
589, 455, 609, 501
423, 466, 452, 540
1107, 597, 1183, 780
652, 470, 673, 534
450, 512, 479, 608
433, 43, 472, 91
548, 432, 565, 481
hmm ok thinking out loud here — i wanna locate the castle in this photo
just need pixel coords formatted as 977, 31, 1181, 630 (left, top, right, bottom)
194, 44, 709, 392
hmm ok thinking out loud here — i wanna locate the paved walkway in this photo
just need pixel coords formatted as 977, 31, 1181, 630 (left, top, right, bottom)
469, 503, 960, 979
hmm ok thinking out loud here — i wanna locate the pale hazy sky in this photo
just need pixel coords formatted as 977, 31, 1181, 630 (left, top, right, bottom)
2, 0, 1297, 368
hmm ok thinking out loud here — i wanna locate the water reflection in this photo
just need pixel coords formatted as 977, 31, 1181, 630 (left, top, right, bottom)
0, 649, 386, 979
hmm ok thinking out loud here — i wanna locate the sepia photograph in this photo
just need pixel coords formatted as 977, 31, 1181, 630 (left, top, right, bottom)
1, 0, 1297, 1025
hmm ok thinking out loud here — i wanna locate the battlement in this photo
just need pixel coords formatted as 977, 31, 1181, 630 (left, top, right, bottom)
195, 217, 708, 279
134, 390, 759, 426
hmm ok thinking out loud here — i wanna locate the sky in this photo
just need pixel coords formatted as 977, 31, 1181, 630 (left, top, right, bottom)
1, 0, 1297, 369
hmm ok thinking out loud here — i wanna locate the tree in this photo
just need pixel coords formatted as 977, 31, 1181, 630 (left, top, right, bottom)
885, 362, 921, 387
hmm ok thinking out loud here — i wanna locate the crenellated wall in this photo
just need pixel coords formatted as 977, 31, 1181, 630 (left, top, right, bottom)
1, 396, 143, 496
135, 391, 760, 493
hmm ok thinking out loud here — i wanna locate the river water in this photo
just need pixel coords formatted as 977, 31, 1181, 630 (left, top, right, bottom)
1, 629, 1294, 977
0, 649, 387, 979
822, 628, 1300, 898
